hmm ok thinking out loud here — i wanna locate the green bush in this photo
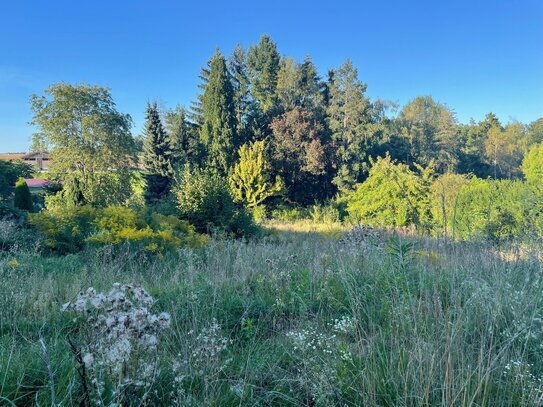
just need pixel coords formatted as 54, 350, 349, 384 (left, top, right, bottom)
309, 201, 342, 224
346, 156, 432, 229
14, 178, 33, 211
174, 167, 256, 237
29, 206, 97, 254
29, 205, 208, 254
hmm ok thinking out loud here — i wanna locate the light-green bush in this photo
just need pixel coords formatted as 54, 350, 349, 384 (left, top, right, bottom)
174, 166, 257, 237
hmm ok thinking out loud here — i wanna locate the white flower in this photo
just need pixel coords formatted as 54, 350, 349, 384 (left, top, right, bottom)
82, 353, 94, 368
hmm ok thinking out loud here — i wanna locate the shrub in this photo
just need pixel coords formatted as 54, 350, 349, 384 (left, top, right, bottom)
14, 178, 33, 211
309, 201, 342, 224
346, 155, 432, 229
30, 205, 209, 254
229, 140, 284, 208
29, 206, 97, 253
270, 204, 310, 222
174, 166, 256, 237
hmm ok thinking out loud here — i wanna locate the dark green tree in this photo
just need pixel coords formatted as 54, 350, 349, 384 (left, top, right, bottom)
14, 178, 33, 211
200, 50, 238, 175
190, 60, 211, 126
0, 160, 34, 201
247, 35, 280, 115
229, 44, 251, 143
143, 101, 174, 203
326, 60, 377, 191
164, 106, 202, 168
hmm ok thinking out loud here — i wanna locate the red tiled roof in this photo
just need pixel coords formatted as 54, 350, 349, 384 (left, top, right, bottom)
0, 153, 26, 161
24, 178, 50, 188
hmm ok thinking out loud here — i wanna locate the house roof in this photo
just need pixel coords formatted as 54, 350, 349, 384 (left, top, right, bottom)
0, 153, 26, 161
24, 178, 50, 188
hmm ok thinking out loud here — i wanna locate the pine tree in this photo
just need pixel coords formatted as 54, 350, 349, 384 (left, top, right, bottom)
143, 101, 174, 203
200, 50, 238, 176
190, 61, 211, 125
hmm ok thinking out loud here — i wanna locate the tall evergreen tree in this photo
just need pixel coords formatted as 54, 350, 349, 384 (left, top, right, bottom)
190, 60, 211, 125
164, 106, 202, 168
200, 49, 238, 175
143, 101, 174, 203
247, 35, 280, 115
229, 44, 251, 142
326, 60, 375, 191
299, 56, 324, 113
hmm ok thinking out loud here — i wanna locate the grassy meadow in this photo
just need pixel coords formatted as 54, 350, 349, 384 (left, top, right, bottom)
2, 221, 543, 406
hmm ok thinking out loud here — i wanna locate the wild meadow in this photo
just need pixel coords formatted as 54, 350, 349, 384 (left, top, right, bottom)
2, 220, 543, 406
1, 33, 542, 406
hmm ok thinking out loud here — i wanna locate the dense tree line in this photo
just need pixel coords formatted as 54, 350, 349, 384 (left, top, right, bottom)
6, 34, 541, 244
135, 34, 542, 206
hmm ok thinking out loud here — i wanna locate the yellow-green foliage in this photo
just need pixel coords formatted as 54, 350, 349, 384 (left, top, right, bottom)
522, 143, 543, 184
229, 140, 284, 208
346, 155, 432, 229
29, 206, 98, 253
30, 205, 207, 254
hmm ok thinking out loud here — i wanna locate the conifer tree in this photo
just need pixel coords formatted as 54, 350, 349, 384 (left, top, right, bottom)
143, 101, 174, 203
200, 50, 238, 175
247, 35, 280, 115
229, 44, 251, 142
326, 60, 375, 191
165, 106, 202, 168
229, 140, 284, 208
14, 177, 33, 211
190, 61, 211, 125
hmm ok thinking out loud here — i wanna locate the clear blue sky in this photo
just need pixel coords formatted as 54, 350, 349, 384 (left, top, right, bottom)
1, 0, 542, 152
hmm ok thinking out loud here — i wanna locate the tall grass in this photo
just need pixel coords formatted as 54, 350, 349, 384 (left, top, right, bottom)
1, 224, 543, 405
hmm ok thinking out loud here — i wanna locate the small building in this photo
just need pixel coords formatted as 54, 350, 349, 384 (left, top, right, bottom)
0, 151, 51, 171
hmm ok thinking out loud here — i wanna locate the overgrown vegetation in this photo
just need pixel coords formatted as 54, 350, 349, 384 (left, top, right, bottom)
3, 224, 543, 405
1, 32, 542, 406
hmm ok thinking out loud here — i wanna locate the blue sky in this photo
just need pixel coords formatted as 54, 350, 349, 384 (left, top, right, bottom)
1, 0, 542, 152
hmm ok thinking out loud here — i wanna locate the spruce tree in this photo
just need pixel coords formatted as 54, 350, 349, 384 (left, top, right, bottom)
165, 106, 202, 168
143, 101, 174, 203
190, 62, 211, 126
326, 60, 375, 191
247, 35, 280, 115
200, 50, 238, 176
229, 44, 250, 142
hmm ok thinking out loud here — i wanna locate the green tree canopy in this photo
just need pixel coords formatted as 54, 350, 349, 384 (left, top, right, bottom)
30, 83, 136, 207
522, 142, 543, 184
